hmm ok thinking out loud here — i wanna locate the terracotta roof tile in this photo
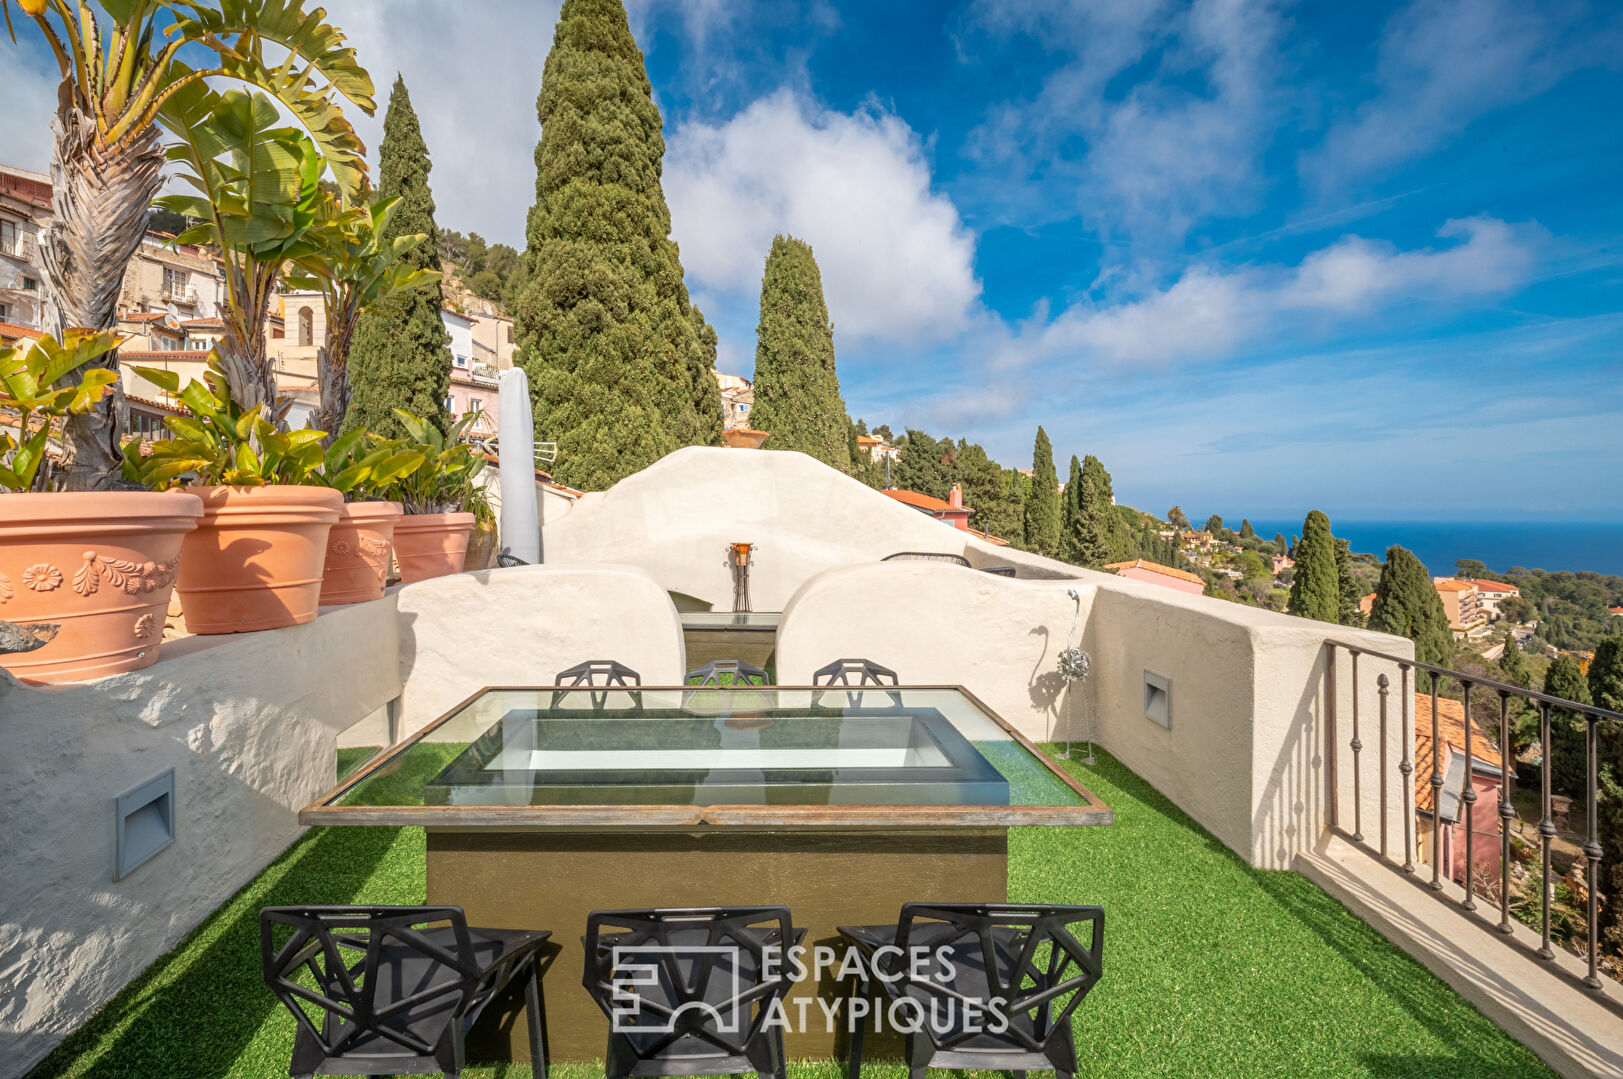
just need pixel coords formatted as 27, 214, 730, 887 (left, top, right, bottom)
883, 487, 972, 514
1470, 580, 1520, 593
1414, 693, 1503, 814
1434, 579, 1477, 592
1104, 559, 1205, 586
0, 320, 42, 340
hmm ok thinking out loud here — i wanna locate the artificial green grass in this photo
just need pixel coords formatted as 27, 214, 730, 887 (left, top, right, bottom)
28, 749, 1553, 1079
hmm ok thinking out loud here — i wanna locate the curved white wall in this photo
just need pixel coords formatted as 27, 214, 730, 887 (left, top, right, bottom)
542, 446, 1040, 610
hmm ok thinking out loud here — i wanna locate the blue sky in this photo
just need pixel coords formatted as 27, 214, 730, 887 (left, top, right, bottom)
5, 0, 1622, 521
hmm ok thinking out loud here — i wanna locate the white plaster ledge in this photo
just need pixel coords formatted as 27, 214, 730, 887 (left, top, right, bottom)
1296, 833, 1623, 1079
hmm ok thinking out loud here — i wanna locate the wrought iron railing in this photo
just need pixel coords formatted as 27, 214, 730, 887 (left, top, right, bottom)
1324, 641, 1620, 1000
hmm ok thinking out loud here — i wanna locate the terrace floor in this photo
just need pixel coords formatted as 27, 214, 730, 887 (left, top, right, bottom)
28, 750, 1554, 1079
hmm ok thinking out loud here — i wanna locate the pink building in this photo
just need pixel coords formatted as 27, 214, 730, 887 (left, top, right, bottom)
1104, 559, 1205, 595
1415, 693, 1505, 895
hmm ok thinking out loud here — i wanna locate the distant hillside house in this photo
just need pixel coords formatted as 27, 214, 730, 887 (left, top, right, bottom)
883, 484, 972, 531
1431, 578, 1489, 639
714, 371, 754, 431
1610, 606, 1623, 617
1272, 554, 1295, 575
1463, 579, 1519, 620
1105, 559, 1205, 595
1414, 693, 1504, 895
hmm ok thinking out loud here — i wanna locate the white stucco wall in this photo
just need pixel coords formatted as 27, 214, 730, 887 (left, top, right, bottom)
0, 600, 398, 1073
775, 560, 1409, 869
392, 564, 686, 735
543, 447, 1021, 610
0, 563, 686, 1074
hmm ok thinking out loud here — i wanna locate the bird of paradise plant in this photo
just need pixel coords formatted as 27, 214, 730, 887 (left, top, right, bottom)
2, 0, 374, 488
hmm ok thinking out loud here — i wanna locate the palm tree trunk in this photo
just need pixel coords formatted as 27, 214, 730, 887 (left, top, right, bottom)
40, 79, 166, 491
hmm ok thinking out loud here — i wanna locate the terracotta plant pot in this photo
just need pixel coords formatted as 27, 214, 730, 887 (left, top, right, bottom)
176, 485, 343, 634
0, 491, 204, 685
393, 512, 476, 583
319, 501, 403, 606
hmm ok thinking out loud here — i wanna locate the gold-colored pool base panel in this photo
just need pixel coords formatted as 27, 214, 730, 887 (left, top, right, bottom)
428, 826, 1009, 1063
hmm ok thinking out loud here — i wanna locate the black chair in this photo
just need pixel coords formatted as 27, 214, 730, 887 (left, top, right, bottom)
583, 906, 806, 1079
811, 658, 897, 687
811, 658, 901, 708
882, 551, 971, 567
687, 659, 769, 687
496, 551, 530, 568
553, 659, 642, 709
260, 905, 551, 1079
838, 903, 1104, 1079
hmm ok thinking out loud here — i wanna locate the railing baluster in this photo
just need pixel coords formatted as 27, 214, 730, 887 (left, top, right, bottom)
1400, 663, 1415, 874
1497, 690, 1514, 935
1378, 673, 1390, 858
1326, 645, 1338, 832
1429, 671, 1444, 891
1461, 680, 1476, 911
1538, 701, 1555, 961
1351, 649, 1363, 844
1583, 714, 1603, 991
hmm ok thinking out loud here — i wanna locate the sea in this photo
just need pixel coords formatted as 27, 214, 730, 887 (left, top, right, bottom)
1246, 520, 1623, 578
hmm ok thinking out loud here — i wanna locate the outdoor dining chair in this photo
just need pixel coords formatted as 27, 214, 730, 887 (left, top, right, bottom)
811, 658, 901, 707
260, 904, 552, 1079
837, 902, 1104, 1079
881, 551, 972, 567
553, 659, 642, 709
686, 658, 769, 687
496, 551, 530, 568
582, 906, 805, 1079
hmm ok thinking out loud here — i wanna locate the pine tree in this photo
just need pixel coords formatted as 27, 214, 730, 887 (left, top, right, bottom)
513, 0, 720, 490
1544, 655, 1591, 798
1369, 545, 1453, 667
1334, 537, 1365, 627
956, 440, 1018, 540
893, 429, 954, 498
343, 76, 452, 439
749, 235, 851, 471
1240, 518, 1255, 539
1023, 427, 1060, 557
1288, 510, 1340, 624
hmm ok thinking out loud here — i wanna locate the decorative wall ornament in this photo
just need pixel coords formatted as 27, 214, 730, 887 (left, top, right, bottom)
72, 552, 181, 598
330, 539, 354, 556
23, 563, 63, 592
358, 536, 391, 558
0, 571, 12, 603
133, 613, 156, 639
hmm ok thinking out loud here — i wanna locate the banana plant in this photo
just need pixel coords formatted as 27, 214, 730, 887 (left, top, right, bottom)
383, 408, 489, 515
155, 83, 327, 425
284, 195, 442, 440
303, 426, 424, 501
0, 330, 120, 492
120, 354, 326, 488
2, 0, 375, 490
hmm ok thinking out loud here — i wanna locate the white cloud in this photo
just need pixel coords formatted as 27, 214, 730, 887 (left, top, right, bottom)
325, 0, 560, 245
0, 47, 61, 174
663, 89, 981, 343
1002, 216, 1543, 369
1304, 0, 1620, 187
963, 0, 1287, 243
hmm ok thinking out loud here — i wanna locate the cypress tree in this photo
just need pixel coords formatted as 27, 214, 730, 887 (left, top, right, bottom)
1589, 638, 1623, 712
1499, 628, 1529, 685
1059, 455, 1085, 563
1586, 640, 1623, 953
1369, 545, 1453, 667
1205, 514, 1224, 534
1544, 655, 1591, 798
1274, 532, 1288, 555
1072, 454, 1128, 567
343, 76, 452, 439
1288, 511, 1340, 623
1334, 537, 1364, 626
1240, 518, 1255, 539
1023, 426, 1060, 557
514, 0, 721, 491
749, 235, 850, 471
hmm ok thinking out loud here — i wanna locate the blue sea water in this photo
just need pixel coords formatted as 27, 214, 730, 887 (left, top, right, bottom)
1246, 520, 1623, 578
